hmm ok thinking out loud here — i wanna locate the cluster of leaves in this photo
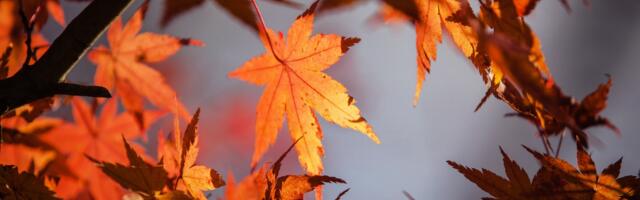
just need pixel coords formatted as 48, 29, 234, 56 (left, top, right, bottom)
0, 0, 634, 199
88, 109, 224, 199
2, 0, 354, 199
363, 0, 617, 150
89, 0, 202, 127
225, 136, 347, 200
448, 147, 640, 199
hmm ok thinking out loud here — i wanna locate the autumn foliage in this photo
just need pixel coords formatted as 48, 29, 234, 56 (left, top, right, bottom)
0, 0, 637, 199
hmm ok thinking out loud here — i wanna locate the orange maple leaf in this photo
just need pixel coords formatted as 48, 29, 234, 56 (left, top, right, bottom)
40, 97, 162, 200
226, 138, 346, 200
376, 0, 549, 106
158, 109, 224, 199
229, 1, 379, 175
88, 2, 201, 126
410, 0, 478, 105
374, 0, 479, 105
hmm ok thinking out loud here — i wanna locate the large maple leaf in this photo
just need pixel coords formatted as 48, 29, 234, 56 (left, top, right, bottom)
229, 1, 379, 175
88, 2, 200, 126
40, 97, 162, 200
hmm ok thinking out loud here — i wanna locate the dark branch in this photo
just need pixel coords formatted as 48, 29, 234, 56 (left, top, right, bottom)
54, 83, 112, 98
0, 0, 135, 116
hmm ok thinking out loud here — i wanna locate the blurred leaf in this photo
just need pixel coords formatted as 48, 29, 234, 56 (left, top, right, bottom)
89, 2, 199, 127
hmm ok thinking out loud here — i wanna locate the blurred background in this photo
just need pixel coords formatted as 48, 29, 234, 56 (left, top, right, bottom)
42, 0, 640, 199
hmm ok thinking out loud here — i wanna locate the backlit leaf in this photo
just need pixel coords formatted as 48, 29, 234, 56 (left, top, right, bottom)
229, 1, 379, 175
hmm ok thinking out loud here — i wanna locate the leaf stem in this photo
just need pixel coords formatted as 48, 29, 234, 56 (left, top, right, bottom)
250, 0, 284, 62
555, 131, 565, 158
540, 136, 550, 155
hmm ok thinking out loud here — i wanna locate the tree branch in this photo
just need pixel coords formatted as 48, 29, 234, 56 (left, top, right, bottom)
0, 0, 135, 116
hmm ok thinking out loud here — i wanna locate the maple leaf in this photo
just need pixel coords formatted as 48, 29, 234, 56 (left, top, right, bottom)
266, 137, 346, 200
448, 147, 535, 199
158, 108, 225, 199
225, 167, 269, 200
0, 165, 59, 200
275, 175, 345, 200
226, 138, 346, 200
0, 109, 60, 150
449, 146, 638, 199
0, 116, 60, 173
479, 0, 552, 83
0, 144, 55, 172
376, 0, 479, 105
40, 97, 162, 200
525, 146, 635, 199
229, 0, 379, 175
476, 12, 616, 148
88, 1, 200, 127
0, 112, 61, 175
574, 76, 618, 132
88, 136, 168, 199
447, 0, 619, 149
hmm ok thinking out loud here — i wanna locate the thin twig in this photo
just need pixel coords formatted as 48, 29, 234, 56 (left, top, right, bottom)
17, 1, 41, 66
540, 135, 551, 155
545, 137, 554, 154
555, 131, 565, 158
402, 190, 416, 200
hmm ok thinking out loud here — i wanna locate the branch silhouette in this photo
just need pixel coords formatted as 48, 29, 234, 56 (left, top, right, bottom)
0, 0, 136, 116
